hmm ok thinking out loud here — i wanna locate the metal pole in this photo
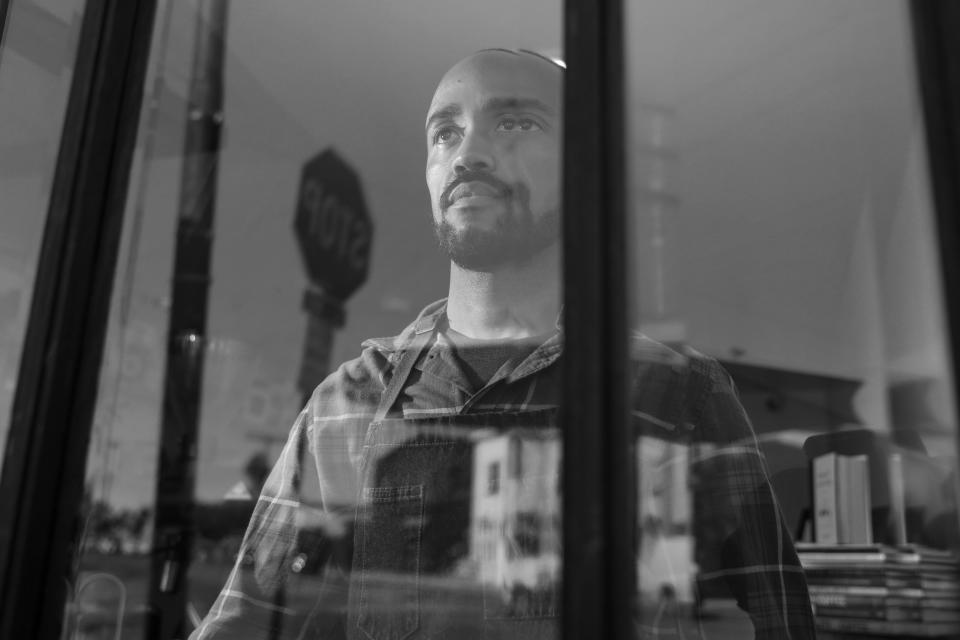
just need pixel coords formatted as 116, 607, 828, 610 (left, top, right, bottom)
147, 1, 228, 638
298, 286, 346, 407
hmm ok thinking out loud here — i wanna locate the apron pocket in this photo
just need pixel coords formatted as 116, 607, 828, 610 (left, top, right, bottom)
357, 484, 424, 640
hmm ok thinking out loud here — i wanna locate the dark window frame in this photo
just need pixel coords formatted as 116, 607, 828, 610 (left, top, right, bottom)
0, 0, 158, 637
560, 1, 635, 639
0, 0, 10, 47
911, 0, 960, 466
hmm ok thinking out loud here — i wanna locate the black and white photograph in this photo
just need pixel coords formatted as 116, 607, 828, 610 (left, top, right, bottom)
1, 1, 960, 638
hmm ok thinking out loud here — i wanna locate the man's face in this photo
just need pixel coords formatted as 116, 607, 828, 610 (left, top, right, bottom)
425, 51, 562, 272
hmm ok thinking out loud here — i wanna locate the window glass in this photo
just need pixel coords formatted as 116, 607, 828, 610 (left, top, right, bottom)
0, 0, 87, 464
70, 1, 564, 638
627, 1, 959, 638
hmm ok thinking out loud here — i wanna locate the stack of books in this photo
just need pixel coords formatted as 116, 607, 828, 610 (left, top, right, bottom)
797, 543, 960, 637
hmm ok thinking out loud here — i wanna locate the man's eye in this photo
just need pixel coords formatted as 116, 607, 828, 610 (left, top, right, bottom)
433, 127, 460, 144
497, 118, 541, 132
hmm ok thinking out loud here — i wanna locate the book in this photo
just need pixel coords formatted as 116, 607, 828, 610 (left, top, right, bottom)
813, 604, 921, 622
888, 544, 960, 566
918, 578, 960, 593
796, 542, 887, 564
809, 590, 887, 608
887, 452, 907, 545
836, 454, 872, 544
814, 452, 838, 544
808, 584, 923, 598
815, 605, 960, 623
812, 588, 960, 622
887, 595, 960, 620
815, 616, 960, 637
802, 565, 960, 590
797, 543, 959, 566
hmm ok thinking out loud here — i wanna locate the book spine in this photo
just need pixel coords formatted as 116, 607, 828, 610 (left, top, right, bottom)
798, 551, 886, 563
815, 617, 892, 634
813, 605, 922, 622
814, 453, 838, 544
805, 574, 891, 589
810, 592, 887, 608
833, 454, 872, 544
809, 584, 892, 597
852, 454, 872, 544
836, 454, 851, 544
816, 616, 960, 636
887, 453, 907, 545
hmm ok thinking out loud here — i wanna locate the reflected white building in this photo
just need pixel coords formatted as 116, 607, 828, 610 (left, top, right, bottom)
468, 433, 698, 606
637, 436, 696, 604
470, 434, 561, 597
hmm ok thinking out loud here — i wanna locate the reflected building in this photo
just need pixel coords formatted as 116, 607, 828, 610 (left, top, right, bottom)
637, 437, 696, 605
470, 433, 561, 613
468, 431, 701, 613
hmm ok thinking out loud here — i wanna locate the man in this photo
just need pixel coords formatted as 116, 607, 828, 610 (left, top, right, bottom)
192, 49, 815, 639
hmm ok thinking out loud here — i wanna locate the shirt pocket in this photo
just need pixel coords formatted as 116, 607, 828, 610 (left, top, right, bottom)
356, 484, 424, 640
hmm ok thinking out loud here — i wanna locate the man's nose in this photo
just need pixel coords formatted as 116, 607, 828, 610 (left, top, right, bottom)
453, 132, 495, 173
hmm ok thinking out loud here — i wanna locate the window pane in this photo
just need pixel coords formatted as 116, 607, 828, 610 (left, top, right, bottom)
0, 0, 88, 465
71, 1, 565, 638
626, 1, 959, 638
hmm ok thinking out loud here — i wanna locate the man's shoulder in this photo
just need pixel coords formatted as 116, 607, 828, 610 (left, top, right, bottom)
359, 298, 447, 356
630, 332, 725, 379
311, 298, 447, 399
628, 333, 735, 433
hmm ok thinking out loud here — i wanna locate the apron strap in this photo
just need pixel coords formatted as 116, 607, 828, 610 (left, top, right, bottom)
373, 326, 437, 421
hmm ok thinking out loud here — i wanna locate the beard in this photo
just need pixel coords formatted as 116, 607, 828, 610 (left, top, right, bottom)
433, 187, 560, 272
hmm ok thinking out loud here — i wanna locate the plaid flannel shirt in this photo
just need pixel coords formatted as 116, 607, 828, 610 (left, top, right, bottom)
191, 300, 815, 639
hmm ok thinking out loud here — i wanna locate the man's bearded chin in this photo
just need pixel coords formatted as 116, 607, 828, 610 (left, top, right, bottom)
433, 204, 560, 272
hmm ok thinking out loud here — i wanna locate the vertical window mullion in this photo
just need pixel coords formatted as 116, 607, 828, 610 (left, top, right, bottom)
911, 1, 960, 465
561, 0, 633, 639
0, 1, 158, 637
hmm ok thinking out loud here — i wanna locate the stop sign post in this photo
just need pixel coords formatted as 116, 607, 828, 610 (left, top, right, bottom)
294, 148, 373, 401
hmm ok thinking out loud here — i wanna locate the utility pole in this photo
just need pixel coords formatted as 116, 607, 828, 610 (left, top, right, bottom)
147, 1, 228, 638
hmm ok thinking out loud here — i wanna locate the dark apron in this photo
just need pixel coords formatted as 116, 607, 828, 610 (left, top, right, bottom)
345, 326, 560, 640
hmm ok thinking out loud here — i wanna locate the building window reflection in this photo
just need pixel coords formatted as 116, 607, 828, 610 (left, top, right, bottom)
487, 462, 501, 496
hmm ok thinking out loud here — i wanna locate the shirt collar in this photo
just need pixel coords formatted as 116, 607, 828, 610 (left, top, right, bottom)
413, 298, 447, 334
364, 298, 563, 360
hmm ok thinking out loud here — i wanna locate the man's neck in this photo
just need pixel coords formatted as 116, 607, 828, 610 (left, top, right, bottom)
445, 245, 561, 340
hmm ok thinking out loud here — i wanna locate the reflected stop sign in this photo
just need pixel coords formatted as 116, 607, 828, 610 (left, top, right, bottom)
294, 148, 373, 300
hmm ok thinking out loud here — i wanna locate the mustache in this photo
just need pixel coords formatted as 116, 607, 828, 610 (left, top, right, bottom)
440, 171, 512, 210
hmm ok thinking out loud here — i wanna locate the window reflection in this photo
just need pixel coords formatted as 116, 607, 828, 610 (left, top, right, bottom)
627, 1, 960, 638
48, 0, 960, 637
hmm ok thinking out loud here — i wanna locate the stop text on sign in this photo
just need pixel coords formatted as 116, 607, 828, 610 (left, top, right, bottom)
300, 177, 370, 274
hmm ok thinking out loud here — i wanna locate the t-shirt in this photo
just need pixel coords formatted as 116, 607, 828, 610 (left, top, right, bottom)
444, 324, 548, 390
